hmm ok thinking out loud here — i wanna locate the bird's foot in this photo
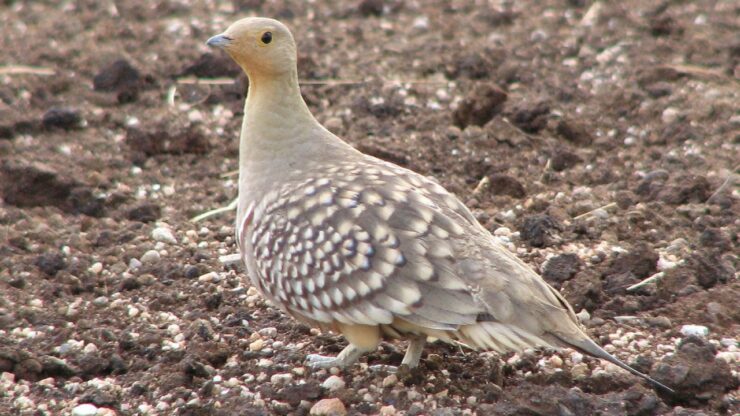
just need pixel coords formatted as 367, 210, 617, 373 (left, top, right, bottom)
306, 344, 363, 369
305, 354, 347, 369
368, 364, 398, 373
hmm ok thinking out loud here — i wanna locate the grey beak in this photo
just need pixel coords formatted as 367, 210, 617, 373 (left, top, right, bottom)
206, 34, 232, 48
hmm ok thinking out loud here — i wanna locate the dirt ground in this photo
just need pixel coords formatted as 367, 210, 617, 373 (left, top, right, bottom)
1, 0, 738, 415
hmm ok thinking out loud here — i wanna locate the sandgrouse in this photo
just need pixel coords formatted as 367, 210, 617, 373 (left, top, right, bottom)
207, 17, 672, 392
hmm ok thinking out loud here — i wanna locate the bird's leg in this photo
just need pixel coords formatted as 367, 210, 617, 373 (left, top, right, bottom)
306, 344, 364, 369
401, 335, 426, 368
369, 335, 427, 373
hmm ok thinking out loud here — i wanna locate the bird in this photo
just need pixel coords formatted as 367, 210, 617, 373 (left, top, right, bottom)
206, 17, 673, 393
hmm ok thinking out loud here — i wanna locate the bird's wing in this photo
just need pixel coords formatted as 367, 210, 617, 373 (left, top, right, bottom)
244, 156, 582, 344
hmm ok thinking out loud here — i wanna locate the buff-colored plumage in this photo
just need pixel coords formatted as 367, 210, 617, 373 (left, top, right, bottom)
207, 17, 672, 392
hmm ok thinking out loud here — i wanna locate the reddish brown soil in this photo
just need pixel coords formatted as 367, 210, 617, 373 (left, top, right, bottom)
1, 1, 738, 415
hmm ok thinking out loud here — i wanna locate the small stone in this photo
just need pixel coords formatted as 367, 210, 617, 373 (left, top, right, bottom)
321, 375, 345, 391
270, 373, 293, 385
646, 316, 672, 328
571, 363, 589, 378
83, 343, 98, 354
380, 405, 397, 415
92, 296, 109, 307
324, 117, 343, 132
661, 107, 680, 124
548, 355, 563, 368
127, 306, 140, 317
680, 325, 709, 337
140, 250, 160, 264
152, 227, 177, 244
128, 258, 143, 270
88, 262, 104, 274
198, 271, 218, 282
310, 398, 347, 416
249, 339, 264, 351
381, 373, 398, 387
71, 403, 99, 416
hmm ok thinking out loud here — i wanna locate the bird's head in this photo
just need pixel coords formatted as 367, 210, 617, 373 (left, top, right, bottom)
207, 17, 297, 77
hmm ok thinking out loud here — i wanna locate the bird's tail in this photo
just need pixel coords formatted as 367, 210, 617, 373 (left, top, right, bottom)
554, 334, 675, 394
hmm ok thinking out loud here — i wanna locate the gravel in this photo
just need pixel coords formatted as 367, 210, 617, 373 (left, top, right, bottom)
1, 0, 737, 414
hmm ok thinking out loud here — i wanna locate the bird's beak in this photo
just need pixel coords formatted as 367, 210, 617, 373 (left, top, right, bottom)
206, 34, 232, 48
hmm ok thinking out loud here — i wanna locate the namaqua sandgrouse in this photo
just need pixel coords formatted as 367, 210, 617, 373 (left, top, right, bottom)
206, 17, 672, 392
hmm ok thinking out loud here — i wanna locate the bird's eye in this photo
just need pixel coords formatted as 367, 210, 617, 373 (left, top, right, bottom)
261, 32, 272, 44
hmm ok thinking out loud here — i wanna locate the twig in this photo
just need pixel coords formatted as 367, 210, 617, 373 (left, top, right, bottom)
175, 76, 452, 87
661, 64, 732, 82
220, 170, 239, 179
166, 85, 177, 107
573, 202, 617, 220
177, 77, 234, 85
706, 164, 739, 203
190, 198, 238, 222
472, 176, 490, 195
626, 272, 665, 292
299, 79, 364, 85
0, 65, 55, 76
539, 158, 551, 182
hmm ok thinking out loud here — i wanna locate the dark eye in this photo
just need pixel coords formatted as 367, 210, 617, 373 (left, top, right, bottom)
261, 32, 272, 44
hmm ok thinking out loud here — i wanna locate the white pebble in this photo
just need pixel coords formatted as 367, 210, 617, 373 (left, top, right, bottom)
128, 258, 142, 270
127, 306, 140, 318
270, 373, 293, 385
167, 324, 181, 336
140, 250, 161, 264
381, 374, 398, 388
716, 351, 739, 363
720, 338, 737, 348
83, 343, 98, 354
680, 324, 709, 337
198, 271, 218, 282
88, 262, 103, 274
661, 107, 680, 124
152, 227, 177, 244
493, 227, 512, 237
258, 327, 278, 338
71, 403, 99, 416
321, 375, 345, 391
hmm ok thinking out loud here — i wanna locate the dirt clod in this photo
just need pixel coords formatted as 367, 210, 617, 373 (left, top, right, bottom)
453, 84, 508, 128
542, 253, 581, 286
180, 53, 241, 78
93, 59, 141, 92
489, 173, 526, 198
509, 101, 550, 133
556, 118, 594, 146
519, 214, 560, 248
42, 107, 83, 130
34, 252, 67, 276
126, 123, 211, 160
127, 202, 162, 223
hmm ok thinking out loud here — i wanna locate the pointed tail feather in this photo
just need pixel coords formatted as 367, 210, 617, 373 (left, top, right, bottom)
557, 335, 675, 394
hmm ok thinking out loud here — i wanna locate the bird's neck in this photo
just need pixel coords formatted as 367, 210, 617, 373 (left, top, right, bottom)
236, 69, 334, 218
242, 69, 318, 144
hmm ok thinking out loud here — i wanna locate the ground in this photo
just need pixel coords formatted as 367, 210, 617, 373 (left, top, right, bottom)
0, 0, 738, 415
